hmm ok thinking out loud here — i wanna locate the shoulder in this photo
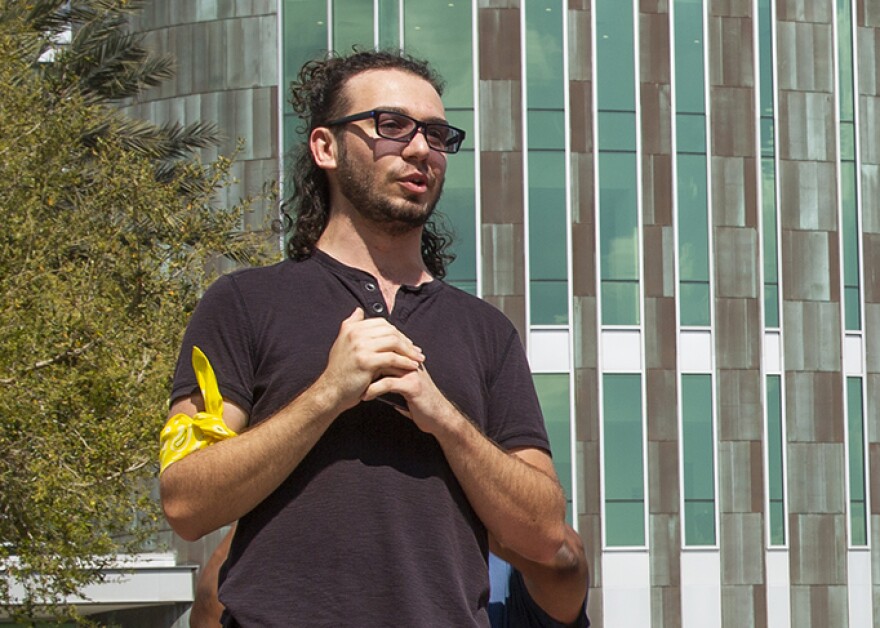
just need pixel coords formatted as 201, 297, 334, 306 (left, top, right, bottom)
434, 282, 519, 335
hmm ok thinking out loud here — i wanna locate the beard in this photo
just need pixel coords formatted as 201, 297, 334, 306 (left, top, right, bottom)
335, 140, 445, 235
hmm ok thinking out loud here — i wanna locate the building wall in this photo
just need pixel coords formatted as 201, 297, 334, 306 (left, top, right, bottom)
126, 1, 879, 626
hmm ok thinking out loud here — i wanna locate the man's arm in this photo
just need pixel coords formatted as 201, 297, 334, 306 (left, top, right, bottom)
491, 526, 590, 626
160, 308, 425, 541
189, 525, 235, 628
364, 366, 567, 563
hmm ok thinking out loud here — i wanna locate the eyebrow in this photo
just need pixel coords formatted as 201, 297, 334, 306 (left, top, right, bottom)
377, 106, 449, 126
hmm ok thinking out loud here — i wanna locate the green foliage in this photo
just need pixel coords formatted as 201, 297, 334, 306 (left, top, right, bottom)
0, 2, 277, 623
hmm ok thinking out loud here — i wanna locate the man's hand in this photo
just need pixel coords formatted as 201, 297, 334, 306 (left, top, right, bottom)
318, 308, 425, 411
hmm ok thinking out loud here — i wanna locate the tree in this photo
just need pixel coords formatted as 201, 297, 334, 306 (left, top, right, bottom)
0, 1, 276, 622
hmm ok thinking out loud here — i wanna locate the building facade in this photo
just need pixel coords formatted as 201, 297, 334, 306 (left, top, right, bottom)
115, 1, 880, 627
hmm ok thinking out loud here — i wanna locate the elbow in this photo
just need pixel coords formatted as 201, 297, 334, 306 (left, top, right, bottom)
159, 474, 208, 542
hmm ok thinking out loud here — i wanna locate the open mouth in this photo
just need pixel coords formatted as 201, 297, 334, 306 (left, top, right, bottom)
399, 173, 429, 194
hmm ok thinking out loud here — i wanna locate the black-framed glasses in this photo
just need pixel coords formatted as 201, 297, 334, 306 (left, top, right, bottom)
324, 109, 466, 154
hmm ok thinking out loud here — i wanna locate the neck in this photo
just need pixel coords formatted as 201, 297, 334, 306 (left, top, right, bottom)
316, 211, 432, 287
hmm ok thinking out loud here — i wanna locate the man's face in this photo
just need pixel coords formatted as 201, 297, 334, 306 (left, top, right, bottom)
329, 69, 448, 234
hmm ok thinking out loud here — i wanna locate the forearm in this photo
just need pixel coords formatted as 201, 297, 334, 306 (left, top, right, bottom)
434, 410, 566, 562
160, 383, 340, 541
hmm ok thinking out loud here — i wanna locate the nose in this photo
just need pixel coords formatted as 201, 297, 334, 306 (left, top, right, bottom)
401, 125, 432, 160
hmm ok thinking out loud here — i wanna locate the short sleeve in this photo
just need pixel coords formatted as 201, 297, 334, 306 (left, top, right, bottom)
170, 274, 255, 415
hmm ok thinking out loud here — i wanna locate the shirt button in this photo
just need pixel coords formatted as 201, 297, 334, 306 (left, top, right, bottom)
371, 302, 384, 314
364, 282, 377, 292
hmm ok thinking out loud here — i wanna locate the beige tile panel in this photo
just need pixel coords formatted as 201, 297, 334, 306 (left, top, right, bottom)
790, 585, 848, 628
649, 514, 681, 587
718, 440, 763, 514
651, 584, 684, 628
776, 0, 832, 24
720, 513, 764, 585
645, 369, 677, 443
717, 369, 764, 442
480, 223, 524, 296
648, 441, 680, 515
714, 226, 759, 299
870, 444, 880, 514
777, 90, 836, 162
787, 443, 846, 514
708, 16, 755, 89
478, 80, 522, 152
864, 233, 880, 303
721, 584, 767, 628
782, 301, 842, 372
790, 514, 847, 585
867, 0, 880, 28
644, 297, 676, 369
573, 366, 599, 438
715, 298, 761, 370
780, 230, 835, 303
777, 160, 838, 231
710, 87, 756, 157
567, 9, 592, 83
859, 97, 880, 164
642, 154, 673, 228
784, 371, 844, 443
775, 21, 833, 93
642, 226, 674, 299
857, 27, 880, 96
712, 156, 758, 229
576, 437, 601, 512
640, 83, 672, 156
862, 165, 880, 231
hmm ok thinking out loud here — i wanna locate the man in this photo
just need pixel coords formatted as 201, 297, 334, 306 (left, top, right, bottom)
189, 524, 590, 628
160, 50, 566, 626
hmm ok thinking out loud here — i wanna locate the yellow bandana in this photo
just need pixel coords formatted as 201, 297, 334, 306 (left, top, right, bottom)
159, 346, 237, 473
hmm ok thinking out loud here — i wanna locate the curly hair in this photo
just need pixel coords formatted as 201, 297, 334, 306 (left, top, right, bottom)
282, 49, 456, 279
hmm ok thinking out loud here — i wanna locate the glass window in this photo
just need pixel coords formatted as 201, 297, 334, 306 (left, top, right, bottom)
673, 0, 705, 114
534, 373, 573, 522
758, 0, 774, 115
333, 0, 374, 52
677, 153, 710, 326
529, 151, 568, 324
847, 377, 867, 546
282, 0, 329, 149
437, 148, 477, 294
525, 0, 564, 110
766, 375, 786, 546
599, 152, 640, 325
677, 113, 706, 154
528, 110, 566, 150
378, 0, 400, 49
603, 374, 645, 547
681, 374, 716, 546
598, 111, 637, 152
837, 0, 854, 122
595, 0, 635, 111
404, 0, 473, 108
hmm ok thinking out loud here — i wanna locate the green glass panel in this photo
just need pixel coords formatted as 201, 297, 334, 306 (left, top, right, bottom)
673, 0, 705, 114
847, 377, 867, 546
596, 0, 635, 111
677, 113, 706, 154
760, 117, 775, 156
437, 149, 476, 292
840, 122, 855, 160
680, 282, 710, 327
761, 158, 779, 281
599, 152, 639, 281
333, 0, 374, 52
764, 284, 780, 329
766, 375, 785, 545
404, 0, 473, 108
529, 151, 568, 325
837, 0, 855, 121
682, 374, 716, 546
758, 0, 774, 115
282, 0, 329, 88
677, 154, 709, 281
528, 110, 566, 150
534, 374, 573, 522
378, 0, 400, 49
525, 0, 564, 109
603, 374, 645, 547
602, 281, 640, 326
845, 288, 861, 331
598, 111, 637, 152
841, 161, 861, 331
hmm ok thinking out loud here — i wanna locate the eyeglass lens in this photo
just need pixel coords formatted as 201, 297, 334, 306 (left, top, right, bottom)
375, 112, 462, 153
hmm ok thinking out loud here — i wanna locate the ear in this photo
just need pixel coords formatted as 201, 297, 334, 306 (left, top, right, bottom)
310, 126, 338, 171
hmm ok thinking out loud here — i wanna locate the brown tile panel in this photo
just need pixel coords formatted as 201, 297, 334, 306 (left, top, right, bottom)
643, 226, 674, 299
577, 436, 601, 513
641, 83, 672, 156
651, 585, 683, 628
782, 301, 843, 372
864, 233, 880, 303
710, 87, 756, 157
776, 0, 833, 24
787, 443, 846, 514
721, 584, 766, 628
708, 16, 755, 88
784, 371, 845, 443
642, 154, 673, 227
478, 8, 521, 81
571, 221, 597, 298
859, 97, 880, 164
648, 441, 680, 515
868, 306, 880, 373
646, 369, 678, 441
572, 297, 598, 370
569, 81, 594, 154
639, 11, 670, 84
717, 369, 764, 441
862, 164, 880, 232
644, 297, 676, 368
480, 151, 525, 224
649, 514, 681, 586
710, 0, 752, 19
484, 295, 526, 340
873, 446, 880, 512
570, 152, 595, 227
714, 226, 759, 299
790, 585, 849, 628
573, 365, 599, 439
481, 223, 525, 295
